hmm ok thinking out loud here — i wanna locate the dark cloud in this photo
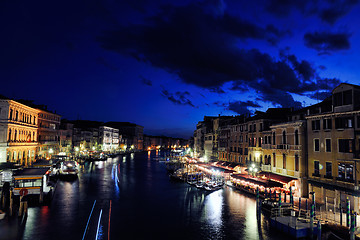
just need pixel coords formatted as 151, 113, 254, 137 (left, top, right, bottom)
214, 101, 227, 107
228, 101, 261, 115
140, 75, 152, 86
280, 51, 315, 81
266, 0, 359, 24
98, 1, 343, 109
319, 0, 359, 24
305, 91, 332, 100
304, 31, 351, 52
265, 0, 311, 17
209, 87, 225, 94
161, 90, 195, 107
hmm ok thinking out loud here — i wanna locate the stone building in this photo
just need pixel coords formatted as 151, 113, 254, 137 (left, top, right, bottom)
105, 122, 144, 151
99, 126, 119, 152
0, 98, 39, 166
36, 108, 61, 159
307, 83, 360, 210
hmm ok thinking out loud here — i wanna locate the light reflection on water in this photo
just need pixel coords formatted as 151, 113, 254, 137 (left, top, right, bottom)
16, 151, 282, 240
204, 190, 223, 228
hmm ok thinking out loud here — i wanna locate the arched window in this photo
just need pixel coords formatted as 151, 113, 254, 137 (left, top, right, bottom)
295, 154, 299, 172
283, 154, 286, 169
249, 154, 252, 162
273, 132, 276, 145
8, 129, 11, 142
15, 111, 18, 121
9, 109, 13, 120
268, 155, 271, 165
14, 130, 17, 141
295, 130, 299, 145
282, 131, 286, 144
260, 155, 263, 164
273, 153, 276, 167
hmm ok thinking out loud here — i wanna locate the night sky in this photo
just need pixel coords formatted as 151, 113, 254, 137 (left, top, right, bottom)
1, 0, 360, 138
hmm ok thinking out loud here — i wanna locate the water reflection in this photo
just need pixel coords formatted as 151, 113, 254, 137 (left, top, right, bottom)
204, 190, 223, 228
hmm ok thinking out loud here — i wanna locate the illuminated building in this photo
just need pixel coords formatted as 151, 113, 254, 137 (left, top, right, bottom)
0, 98, 39, 166
36, 108, 61, 159
307, 83, 360, 210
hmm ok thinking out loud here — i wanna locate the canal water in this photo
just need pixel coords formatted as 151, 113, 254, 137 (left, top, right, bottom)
3, 151, 286, 240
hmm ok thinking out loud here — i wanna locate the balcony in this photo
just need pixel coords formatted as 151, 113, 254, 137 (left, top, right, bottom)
291, 145, 302, 150
262, 144, 273, 149
277, 144, 290, 150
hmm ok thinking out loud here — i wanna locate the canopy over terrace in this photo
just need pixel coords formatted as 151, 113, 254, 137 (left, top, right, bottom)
194, 163, 235, 180
257, 172, 298, 186
231, 174, 283, 188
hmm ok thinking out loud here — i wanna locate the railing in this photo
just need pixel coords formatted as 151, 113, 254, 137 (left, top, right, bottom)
277, 144, 290, 150
291, 145, 302, 150
281, 169, 287, 175
262, 144, 273, 149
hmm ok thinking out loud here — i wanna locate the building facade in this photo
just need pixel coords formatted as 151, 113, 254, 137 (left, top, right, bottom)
37, 109, 61, 159
307, 83, 360, 210
0, 99, 39, 166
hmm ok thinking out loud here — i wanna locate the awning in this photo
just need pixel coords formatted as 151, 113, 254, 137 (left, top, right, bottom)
231, 174, 283, 188
258, 172, 297, 185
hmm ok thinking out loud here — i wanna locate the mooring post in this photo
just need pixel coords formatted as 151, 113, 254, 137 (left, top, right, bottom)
347, 197, 351, 227
279, 191, 282, 208
310, 203, 314, 237
350, 213, 355, 240
317, 220, 321, 240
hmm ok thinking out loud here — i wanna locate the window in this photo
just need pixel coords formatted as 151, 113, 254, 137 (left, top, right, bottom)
334, 90, 353, 106
273, 153, 276, 167
335, 117, 353, 129
338, 163, 354, 181
253, 124, 256, 132
249, 125, 252, 132
295, 154, 299, 172
268, 136, 271, 145
325, 139, 331, 152
312, 120, 320, 130
260, 123, 263, 132
282, 131, 286, 144
314, 139, 320, 152
314, 161, 320, 176
283, 154, 286, 169
326, 162, 332, 178
258, 137, 262, 147
273, 132, 276, 145
295, 130, 299, 145
323, 119, 332, 130
268, 155, 271, 165
338, 139, 354, 153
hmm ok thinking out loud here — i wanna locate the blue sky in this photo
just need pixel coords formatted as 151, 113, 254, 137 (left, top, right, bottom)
1, 0, 360, 138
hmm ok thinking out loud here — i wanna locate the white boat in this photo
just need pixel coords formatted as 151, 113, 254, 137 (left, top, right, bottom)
0, 211, 5, 220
